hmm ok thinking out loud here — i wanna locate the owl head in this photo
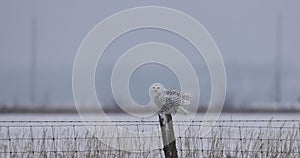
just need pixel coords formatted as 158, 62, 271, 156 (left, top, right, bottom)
149, 83, 165, 97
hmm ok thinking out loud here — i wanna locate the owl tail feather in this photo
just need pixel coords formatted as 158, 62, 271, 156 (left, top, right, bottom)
177, 106, 190, 115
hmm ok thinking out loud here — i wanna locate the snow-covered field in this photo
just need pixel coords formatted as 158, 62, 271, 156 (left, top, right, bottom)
0, 112, 299, 121
0, 113, 299, 157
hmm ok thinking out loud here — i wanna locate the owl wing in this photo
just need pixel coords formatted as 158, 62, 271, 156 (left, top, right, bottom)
164, 89, 192, 106
158, 94, 178, 114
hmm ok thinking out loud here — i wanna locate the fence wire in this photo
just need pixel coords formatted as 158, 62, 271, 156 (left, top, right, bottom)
0, 120, 299, 158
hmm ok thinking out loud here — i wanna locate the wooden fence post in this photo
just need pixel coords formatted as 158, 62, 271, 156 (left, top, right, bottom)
158, 112, 178, 158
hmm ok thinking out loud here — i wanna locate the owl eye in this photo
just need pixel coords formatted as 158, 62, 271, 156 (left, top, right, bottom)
152, 87, 155, 89
157, 87, 160, 89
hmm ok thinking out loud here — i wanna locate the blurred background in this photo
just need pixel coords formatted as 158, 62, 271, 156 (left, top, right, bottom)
0, 0, 300, 113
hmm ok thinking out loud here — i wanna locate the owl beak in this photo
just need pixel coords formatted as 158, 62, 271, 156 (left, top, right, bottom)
154, 90, 158, 93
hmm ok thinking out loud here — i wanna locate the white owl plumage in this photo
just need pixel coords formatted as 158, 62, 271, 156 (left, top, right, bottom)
149, 83, 191, 114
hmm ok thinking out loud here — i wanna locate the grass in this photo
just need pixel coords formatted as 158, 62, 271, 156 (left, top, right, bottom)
0, 120, 299, 157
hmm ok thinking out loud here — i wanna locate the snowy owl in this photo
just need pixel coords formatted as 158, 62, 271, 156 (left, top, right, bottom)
149, 83, 191, 114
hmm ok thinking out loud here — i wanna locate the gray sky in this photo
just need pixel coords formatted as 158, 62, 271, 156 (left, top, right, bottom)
0, 0, 300, 107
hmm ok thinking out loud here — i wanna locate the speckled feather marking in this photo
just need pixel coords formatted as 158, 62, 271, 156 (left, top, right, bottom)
155, 89, 191, 114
